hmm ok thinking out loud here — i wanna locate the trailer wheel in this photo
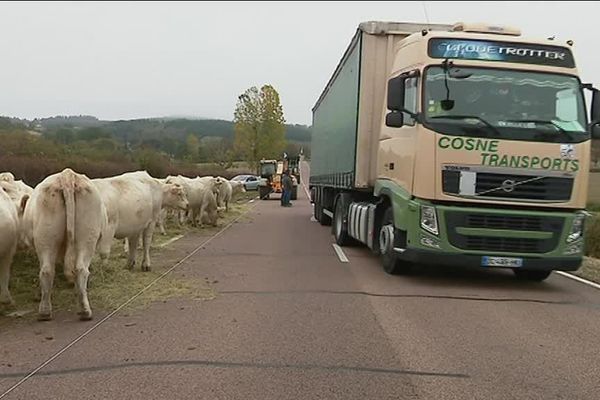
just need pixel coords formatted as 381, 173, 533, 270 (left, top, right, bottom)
332, 196, 352, 246
379, 207, 411, 275
317, 203, 331, 226
313, 188, 331, 226
513, 269, 552, 282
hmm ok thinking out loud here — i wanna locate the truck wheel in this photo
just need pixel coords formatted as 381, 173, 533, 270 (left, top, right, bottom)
314, 200, 321, 221
291, 186, 298, 200
379, 207, 411, 275
259, 187, 270, 200
318, 204, 332, 226
333, 197, 351, 246
513, 269, 552, 282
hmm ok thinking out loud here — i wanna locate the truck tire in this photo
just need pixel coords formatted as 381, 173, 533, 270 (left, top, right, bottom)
513, 269, 552, 282
291, 186, 298, 200
379, 207, 411, 275
314, 201, 321, 220
317, 203, 331, 226
332, 196, 352, 246
259, 186, 270, 200
314, 188, 332, 226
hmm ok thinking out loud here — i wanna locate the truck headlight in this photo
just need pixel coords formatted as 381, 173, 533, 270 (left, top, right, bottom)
566, 213, 586, 243
420, 205, 439, 236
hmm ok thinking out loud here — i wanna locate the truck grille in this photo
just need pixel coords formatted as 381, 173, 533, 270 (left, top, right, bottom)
445, 211, 563, 254
465, 214, 542, 230
442, 170, 573, 201
464, 237, 540, 253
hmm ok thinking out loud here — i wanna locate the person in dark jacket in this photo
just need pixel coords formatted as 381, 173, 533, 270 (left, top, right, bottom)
281, 170, 293, 207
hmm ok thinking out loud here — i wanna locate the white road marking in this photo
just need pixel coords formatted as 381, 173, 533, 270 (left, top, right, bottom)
158, 234, 184, 248
332, 244, 349, 263
556, 271, 600, 290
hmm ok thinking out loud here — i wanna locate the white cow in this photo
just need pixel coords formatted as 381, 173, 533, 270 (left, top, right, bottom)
215, 177, 246, 213
94, 171, 188, 271
155, 178, 187, 236
22, 168, 107, 321
0, 185, 25, 305
0, 179, 34, 210
165, 175, 222, 227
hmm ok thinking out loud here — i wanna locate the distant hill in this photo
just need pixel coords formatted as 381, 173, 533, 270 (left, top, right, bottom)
30, 116, 311, 144
34, 115, 103, 128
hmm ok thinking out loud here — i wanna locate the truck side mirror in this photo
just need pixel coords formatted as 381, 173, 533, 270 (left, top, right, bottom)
592, 89, 600, 124
385, 111, 404, 128
592, 124, 600, 139
387, 76, 405, 111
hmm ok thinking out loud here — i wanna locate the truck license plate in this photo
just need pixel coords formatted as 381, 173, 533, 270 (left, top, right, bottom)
481, 256, 523, 268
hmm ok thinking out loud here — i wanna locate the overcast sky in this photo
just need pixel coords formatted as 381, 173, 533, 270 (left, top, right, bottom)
1, 1, 598, 125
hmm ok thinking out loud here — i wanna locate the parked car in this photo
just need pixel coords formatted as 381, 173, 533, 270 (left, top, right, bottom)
231, 174, 260, 191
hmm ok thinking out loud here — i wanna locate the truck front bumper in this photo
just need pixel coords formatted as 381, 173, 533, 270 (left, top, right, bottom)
396, 248, 582, 271
395, 200, 585, 272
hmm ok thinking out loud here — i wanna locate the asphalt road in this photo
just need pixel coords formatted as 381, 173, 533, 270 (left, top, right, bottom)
1, 165, 599, 399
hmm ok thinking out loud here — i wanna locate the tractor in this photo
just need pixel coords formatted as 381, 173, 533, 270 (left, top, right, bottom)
258, 158, 298, 200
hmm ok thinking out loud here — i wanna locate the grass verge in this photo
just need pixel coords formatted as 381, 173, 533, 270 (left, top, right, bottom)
0, 194, 254, 322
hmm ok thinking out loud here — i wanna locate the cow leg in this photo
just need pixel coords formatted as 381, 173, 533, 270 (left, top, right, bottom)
38, 251, 58, 321
211, 209, 218, 227
158, 209, 167, 235
126, 233, 140, 270
0, 248, 16, 305
75, 250, 94, 320
199, 204, 207, 227
97, 224, 117, 266
191, 208, 199, 227
141, 225, 154, 272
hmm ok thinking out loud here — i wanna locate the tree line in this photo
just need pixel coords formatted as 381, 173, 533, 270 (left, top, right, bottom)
0, 85, 311, 184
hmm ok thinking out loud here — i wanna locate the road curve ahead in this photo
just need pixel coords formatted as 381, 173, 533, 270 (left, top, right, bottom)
1, 168, 600, 399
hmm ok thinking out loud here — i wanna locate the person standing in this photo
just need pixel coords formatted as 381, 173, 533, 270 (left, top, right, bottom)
281, 169, 293, 207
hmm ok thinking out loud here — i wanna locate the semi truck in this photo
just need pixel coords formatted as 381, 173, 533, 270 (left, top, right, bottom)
309, 21, 600, 281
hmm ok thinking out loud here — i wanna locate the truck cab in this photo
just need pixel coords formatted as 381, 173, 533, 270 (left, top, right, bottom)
310, 21, 600, 281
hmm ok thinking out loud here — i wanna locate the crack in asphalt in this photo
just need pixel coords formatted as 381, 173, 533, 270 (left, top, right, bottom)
0, 359, 469, 380
218, 290, 575, 305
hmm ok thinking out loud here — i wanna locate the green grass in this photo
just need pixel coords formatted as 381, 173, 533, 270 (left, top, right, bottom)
0, 195, 253, 322
588, 172, 600, 204
574, 257, 600, 284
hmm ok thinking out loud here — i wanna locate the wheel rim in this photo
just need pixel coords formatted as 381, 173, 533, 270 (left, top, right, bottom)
379, 224, 394, 255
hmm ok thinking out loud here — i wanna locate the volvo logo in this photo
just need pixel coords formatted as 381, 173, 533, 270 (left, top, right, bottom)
501, 179, 516, 192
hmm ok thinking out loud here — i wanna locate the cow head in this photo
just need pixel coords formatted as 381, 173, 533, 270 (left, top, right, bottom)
163, 183, 188, 210
212, 177, 223, 194
232, 181, 246, 194
0, 172, 15, 182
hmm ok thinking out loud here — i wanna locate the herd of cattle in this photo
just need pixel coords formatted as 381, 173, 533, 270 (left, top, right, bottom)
0, 168, 246, 321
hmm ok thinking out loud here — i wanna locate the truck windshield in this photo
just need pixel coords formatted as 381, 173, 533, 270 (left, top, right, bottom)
423, 66, 588, 143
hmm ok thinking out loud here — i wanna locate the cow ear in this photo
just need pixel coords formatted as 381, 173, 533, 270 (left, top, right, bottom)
20, 194, 30, 215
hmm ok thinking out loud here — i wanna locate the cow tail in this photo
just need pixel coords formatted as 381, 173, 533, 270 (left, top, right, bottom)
62, 169, 77, 283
